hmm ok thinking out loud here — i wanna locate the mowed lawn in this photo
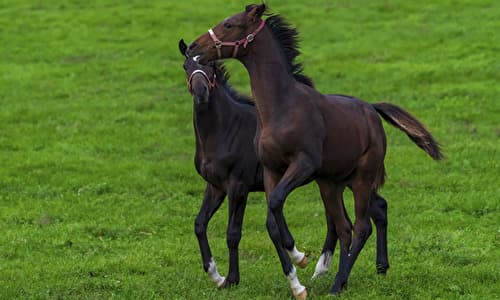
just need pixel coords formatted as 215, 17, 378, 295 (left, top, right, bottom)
0, 0, 498, 299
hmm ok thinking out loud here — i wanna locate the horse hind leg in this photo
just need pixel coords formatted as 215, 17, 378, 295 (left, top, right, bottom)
331, 178, 373, 294
316, 180, 352, 294
314, 189, 387, 281
370, 192, 389, 274
312, 213, 337, 279
195, 184, 226, 287
312, 198, 353, 279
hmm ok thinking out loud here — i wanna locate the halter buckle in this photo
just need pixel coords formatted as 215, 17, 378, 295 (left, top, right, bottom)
214, 40, 222, 49
246, 33, 255, 43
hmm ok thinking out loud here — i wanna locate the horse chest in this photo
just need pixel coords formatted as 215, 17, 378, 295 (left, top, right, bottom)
256, 134, 292, 171
256, 120, 324, 173
195, 154, 231, 186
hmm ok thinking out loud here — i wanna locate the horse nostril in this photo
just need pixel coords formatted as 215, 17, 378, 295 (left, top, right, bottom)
188, 42, 197, 50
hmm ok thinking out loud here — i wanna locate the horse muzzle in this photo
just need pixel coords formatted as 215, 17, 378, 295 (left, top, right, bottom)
192, 85, 210, 107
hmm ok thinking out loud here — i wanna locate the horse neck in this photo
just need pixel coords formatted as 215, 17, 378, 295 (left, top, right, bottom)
238, 26, 295, 125
193, 84, 235, 143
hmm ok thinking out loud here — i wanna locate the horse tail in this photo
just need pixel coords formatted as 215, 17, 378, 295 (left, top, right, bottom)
372, 102, 443, 160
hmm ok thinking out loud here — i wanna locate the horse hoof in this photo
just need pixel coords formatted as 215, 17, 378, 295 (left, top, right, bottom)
330, 288, 340, 296
214, 277, 226, 288
311, 269, 327, 280
330, 282, 347, 295
220, 279, 239, 288
376, 264, 389, 274
297, 256, 308, 268
295, 289, 307, 300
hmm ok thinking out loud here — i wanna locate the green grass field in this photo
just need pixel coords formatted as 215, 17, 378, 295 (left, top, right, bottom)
1, 0, 498, 299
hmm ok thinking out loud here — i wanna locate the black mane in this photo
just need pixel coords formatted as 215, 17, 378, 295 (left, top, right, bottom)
265, 14, 314, 87
214, 61, 255, 106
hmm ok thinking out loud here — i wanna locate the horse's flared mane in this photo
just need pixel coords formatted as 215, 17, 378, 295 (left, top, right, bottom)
214, 61, 255, 106
264, 14, 314, 87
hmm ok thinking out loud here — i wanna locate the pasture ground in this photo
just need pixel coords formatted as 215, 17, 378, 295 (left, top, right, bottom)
0, 0, 498, 299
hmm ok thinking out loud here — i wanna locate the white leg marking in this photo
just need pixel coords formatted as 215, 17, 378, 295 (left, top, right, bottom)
312, 251, 333, 279
207, 258, 225, 287
287, 266, 306, 297
287, 246, 306, 265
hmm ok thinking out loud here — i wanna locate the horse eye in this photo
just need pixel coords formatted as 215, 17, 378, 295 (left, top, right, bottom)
224, 22, 232, 29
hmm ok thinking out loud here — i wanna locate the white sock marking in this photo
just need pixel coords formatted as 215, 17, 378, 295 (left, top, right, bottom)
312, 251, 333, 279
287, 246, 306, 265
207, 258, 225, 287
287, 266, 306, 297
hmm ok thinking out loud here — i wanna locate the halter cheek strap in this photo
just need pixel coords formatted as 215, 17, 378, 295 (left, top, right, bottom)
187, 69, 216, 95
208, 19, 266, 59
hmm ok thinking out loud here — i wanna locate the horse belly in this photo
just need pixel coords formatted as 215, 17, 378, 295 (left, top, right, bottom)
317, 126, 366, 181
317, 152, 359, 182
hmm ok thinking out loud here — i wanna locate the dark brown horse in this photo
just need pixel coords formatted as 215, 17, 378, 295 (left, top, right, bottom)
179, 38, 391, 290
187, 4, 442, 299
178, 39, 308, 288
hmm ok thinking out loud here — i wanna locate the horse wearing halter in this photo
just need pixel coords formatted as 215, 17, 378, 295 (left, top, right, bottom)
187, 69, 216, 95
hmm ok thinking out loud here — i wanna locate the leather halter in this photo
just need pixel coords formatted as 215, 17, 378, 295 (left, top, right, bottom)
208, 19, 266, 58
187, 69, 216, 95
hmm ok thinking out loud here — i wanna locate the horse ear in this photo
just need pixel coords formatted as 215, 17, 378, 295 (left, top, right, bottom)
245, 3, 266, 22
178, 39, 188, 57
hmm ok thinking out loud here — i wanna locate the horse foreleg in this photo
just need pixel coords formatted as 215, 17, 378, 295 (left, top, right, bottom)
224, 181, 249, 287
195, 183, 226, 287
266, 210, 308, 300
271, 205, 308, 269
266, 155, 318, 299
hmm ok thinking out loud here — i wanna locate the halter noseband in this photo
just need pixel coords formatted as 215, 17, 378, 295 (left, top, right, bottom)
187, 69, 216, 95
208, 19, 266, 58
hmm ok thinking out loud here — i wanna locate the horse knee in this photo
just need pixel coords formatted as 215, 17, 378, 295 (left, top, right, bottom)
226, 230, 242, 249
268, 190, 284, 213
365, 222, 373, 238
336, 226, 351, 248
355, 220, 372, 240
194, 216, 206, 238
266, 216, 281, 241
